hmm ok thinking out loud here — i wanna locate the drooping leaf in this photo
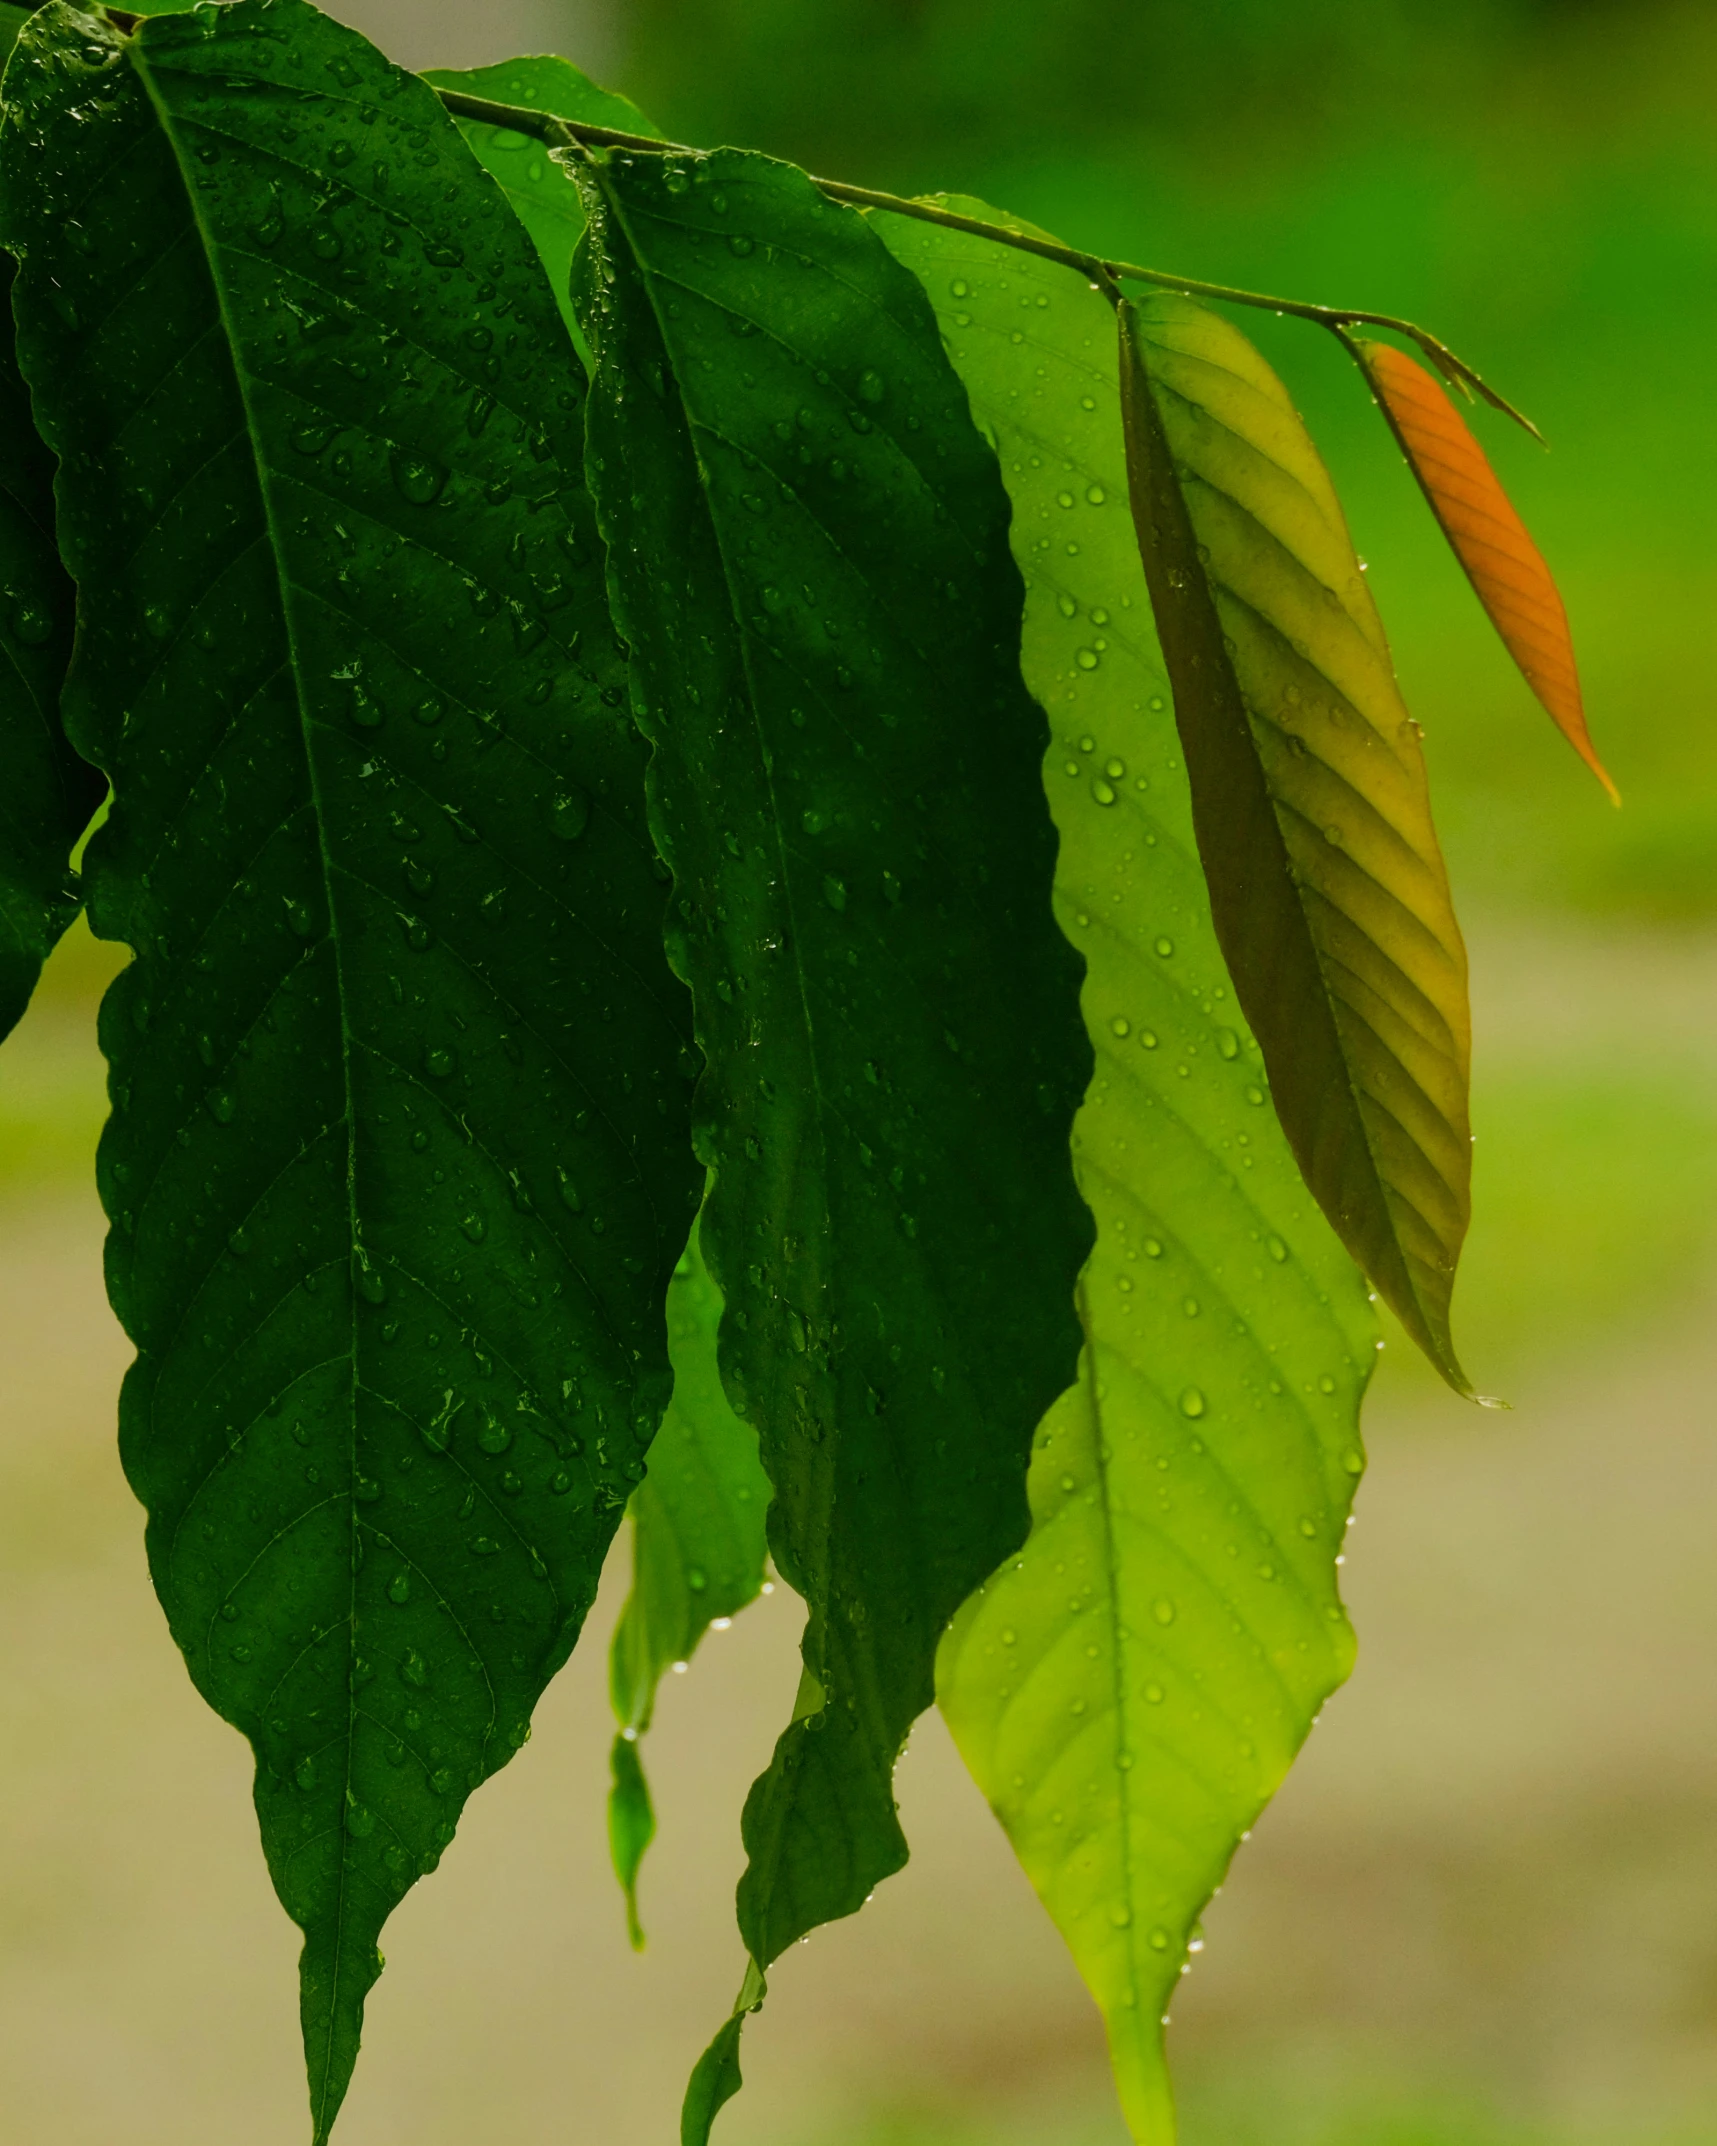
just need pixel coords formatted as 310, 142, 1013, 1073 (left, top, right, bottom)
0, 5, 699, 2135
571, 146, 1093, 2136
1116, 294, 1476, 1394
425, 57, 661, 370
875, 198, 1378, 2146
608, 1205, 771, 1948
0, 244, 100, 1047
1353, 335, 1616, 803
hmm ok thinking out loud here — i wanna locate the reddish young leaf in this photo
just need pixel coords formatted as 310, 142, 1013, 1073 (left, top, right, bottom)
1355, 337, 1617, 804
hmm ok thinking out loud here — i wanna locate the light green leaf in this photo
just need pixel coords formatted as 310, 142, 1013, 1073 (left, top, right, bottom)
1117, 294, 1475, 1392
608, 1206, 770, 1948
424, 56, 661, 369
875, 200, 1377, 2146
1, 6, 699, 2136
571, 149, 1093, 2138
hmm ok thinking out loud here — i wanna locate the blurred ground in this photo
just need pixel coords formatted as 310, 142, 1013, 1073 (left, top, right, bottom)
5, 909, 1715, 2146
4, 0, 1716, 2141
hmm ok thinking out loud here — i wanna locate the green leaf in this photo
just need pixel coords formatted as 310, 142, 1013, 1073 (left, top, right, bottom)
0, 2, 33, 70
1117, 294, 1475, 1393
874, 201, 1377, 2146
0, 248, 101, 1044
571, 147, 1093, 2134
0, 5, 698, 2136
424, 57, 661, 370
608, 1205, 770, 1948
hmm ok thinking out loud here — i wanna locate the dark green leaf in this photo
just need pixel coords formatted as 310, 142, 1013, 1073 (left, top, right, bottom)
0, 246, 100, 1044
876, 199, 1377, 2145
424, 57, 661, 370
1118, 296, 1476, 1393
571, 144, 1092, 2131
608, 1206, 770, 1946
0, 5, 698, 2135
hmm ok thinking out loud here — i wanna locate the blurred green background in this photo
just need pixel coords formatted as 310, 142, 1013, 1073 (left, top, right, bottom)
2, 2, 1714, 2143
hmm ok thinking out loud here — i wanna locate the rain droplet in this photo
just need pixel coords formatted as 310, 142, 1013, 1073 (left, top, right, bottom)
1266, 1234, 1288, 1263
390, 450, 448, 506
1341, 1447, 1365, 1475
549, 787, 590, 841
1147, 1926, 1172, 1952
856, 368, 886, 404
1144, 1681, 1165, 1704
1076, 648, 1100, 672
1215, 1027, 1239, 1061
1085, 484, 1106, 506
1091, 779, 1117, 806
476, 1412, 512, 1455
1153, 1596, 1177, 1625
1153, 936, 1174, 959
1178, 1387, 1206, 1419
1109, 1016, 1130, 1038
424, 1046, 454, 1079
388, 1572, 410, 1605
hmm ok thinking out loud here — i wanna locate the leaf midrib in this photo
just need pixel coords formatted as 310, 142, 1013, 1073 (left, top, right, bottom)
130, 40, 363, 2119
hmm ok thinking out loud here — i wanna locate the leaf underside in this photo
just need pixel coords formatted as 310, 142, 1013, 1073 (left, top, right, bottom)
1355, 335, 1616, 803
0, 243, 101, 1043
608, 1207, 770, 1948
572, 144, 1093, 2137
426, 57, 662, 372
876, 198, 1377, 2146
1117, 296, 1474, 1394
1, 5, 700, 2136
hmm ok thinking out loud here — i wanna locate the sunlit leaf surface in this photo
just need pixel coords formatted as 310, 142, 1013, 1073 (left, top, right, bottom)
1, 6, 699, 2133
1118, 295, 1474, 1392
876, 198, 1377, 2146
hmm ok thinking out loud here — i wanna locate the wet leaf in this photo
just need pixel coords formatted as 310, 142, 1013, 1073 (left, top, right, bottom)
608, 1206, 770, 1949
1355, 335, 1615, 803
878, 197, 1376, 2146
1118, 295, 1476, 1393
0, 5, 699, 2134
426, 56, 661, 371
572, 144, 1092, 2138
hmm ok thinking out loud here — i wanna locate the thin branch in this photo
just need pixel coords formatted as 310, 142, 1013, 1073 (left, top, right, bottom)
433, 86, 1542, 443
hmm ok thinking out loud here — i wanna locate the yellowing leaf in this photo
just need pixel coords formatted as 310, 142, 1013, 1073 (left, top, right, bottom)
874, 198, 1377, 2146
1355, 336, 1615, 803
1119, 297, 1477, 1394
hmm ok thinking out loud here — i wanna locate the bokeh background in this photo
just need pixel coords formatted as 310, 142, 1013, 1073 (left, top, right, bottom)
3, 1, 1715, 2141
